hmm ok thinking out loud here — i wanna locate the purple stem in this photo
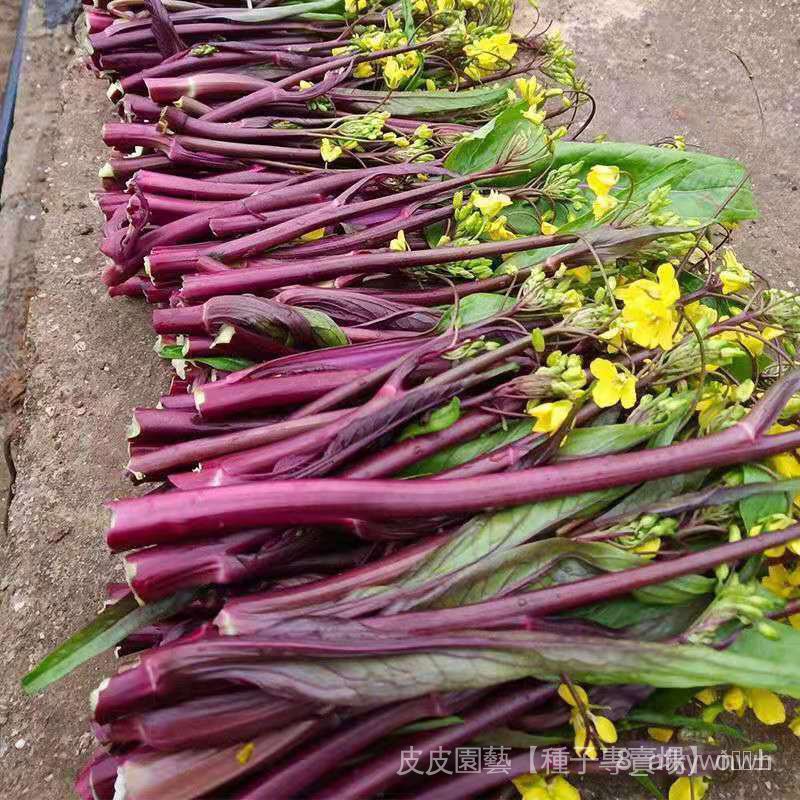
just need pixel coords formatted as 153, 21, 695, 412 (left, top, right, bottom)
181, 232, 574, 302
311, 683, 556, 800
107, 370, 800, 547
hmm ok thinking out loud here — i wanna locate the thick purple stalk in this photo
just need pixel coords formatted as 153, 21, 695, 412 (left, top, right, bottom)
181, 232, 574, 301
103, 163, 444, 283
107, 371, 800, 547
343, 410, 501, 478
273, 204, 453, 260
132, 169, 278, 199
128, 407, 280, 443
115, 718, 329, 800
311, 683, 555, 800
208, 198, 331, 236
127, 409, 346, 479
120, 50, 320, 96
215, 534, 448, 628
195, 369, 367, 420
125, 528, 321, 601
100, 691, 314, 750
196, 173, 475, 264
233, 693, 480, 800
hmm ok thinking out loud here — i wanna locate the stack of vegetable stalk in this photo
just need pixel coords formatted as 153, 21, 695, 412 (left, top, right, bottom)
27, 1, 800, 798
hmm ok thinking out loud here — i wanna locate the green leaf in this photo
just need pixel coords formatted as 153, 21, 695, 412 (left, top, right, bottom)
739, 464, 790, 530
626, 709, 746, 740
553, 140, 757, 225
633, 574, 716, 605
558, 423, 663, 459
158, 344, 184, 360
22, 590, 196, 695
333, 84, 510, 119
186, 356, 253, 372
399, 420, 532, 478
570, 597, 681, 629
435, 293, 517, 332
504, 200, 541, 235
444, 102, 551, 183
295, 307, 349, 348
631, 774, 667, 800
504, 140, 757, 269
729, 623, 800, 697
399, 398, 462, 441
638, 687, 697, 716
428, 539, 644, 609
195, 0, 344, 23
252, 630, 800, 706
400, 0, 415, 39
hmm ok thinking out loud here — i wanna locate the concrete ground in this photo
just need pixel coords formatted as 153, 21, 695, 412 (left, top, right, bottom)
0, 1, 798, 798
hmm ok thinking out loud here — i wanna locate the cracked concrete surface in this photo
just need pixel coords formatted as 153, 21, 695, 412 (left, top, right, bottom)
0, 1, 798, 798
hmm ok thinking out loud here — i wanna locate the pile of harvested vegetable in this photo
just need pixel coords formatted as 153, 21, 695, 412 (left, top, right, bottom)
24, 0, 800, 798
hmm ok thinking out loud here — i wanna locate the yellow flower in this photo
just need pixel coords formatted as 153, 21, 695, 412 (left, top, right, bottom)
587, 164, 621, 221
541, 220, 559, 236
515, 76, 546, 107
717, 322, 783, 357
633, 537, 661, 556
472, 190, 512, 220
235, 742, 255, 765
683, 300, 718, 328
567, 265, 591, 284
513, 774, 581, 800
719, 249, 753, 295
527, 399, 573, 434
615, 263, 680, 350
695, 688, 718, 706
383, 52, 420, 90
486, 216, 516, 241
723, 686, 785, 725
298, 80, 314, 90
523, 106, 547, 125
464, 32, 518, 80
648, 727, 674, 743
299, 227, 325, 242
390, 230, 409, 251
320, 138, 342, 163
587, 164, 620, 196
344, 0, 369, 14
790, 716, 800, 737
747, 513, 800, 558
589, 358, 637, 409
558, 683, 618, 760
353, 62, 375, 78
591, 193, 619, 221
669, 777, 709, 800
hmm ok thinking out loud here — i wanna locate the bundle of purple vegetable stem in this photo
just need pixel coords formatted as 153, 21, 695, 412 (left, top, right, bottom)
36, 0, 800, 798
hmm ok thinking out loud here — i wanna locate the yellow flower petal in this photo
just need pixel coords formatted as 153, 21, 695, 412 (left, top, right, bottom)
648, 727, 674, 743
592, 380, 621, 409
695, 688, 718, 706
589, 357, 617, 382
541, 220, 559, 236
748, 688, 785, 725
593, 714, 618, 744
235, 742, 255, 765
512, 774, 548, 794
529, 400, 573, 434
669, 776, 709, 800
558, 682, 589, 707
620, 375, 637, 409
299, 227, 325, 242
723, 686, 745, 713
586, 164, 620, 196
549, 775, 581, 800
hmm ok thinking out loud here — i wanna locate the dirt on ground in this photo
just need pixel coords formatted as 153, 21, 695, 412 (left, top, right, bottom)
0, 2, 798, 799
